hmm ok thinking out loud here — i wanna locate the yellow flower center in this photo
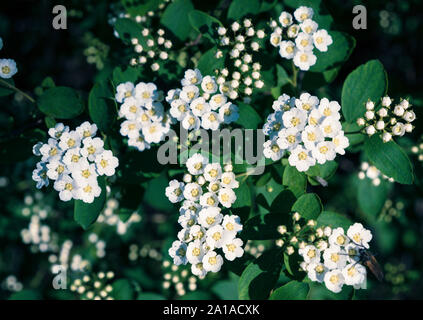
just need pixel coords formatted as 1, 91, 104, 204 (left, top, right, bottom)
209, 114, 217, 122
282, 18, 290, 25
67, 139, 75, 147
336, 235, 345, 245
207, 197, 215, 206
305, 26, 312, 33
71, 155, 80, 162
300, 54, 308, 62
315, 265, 324, 273
129, 105, 137, 113
330, 275, 339, 284
83, 130, 91, 137
347, 267, 356, 277
192, 247, 201, 256
141, 114, 149, 122
206, 82, 214, 90
353, 233, 361, 243
2, 66, 10, 74
272, 36, 280, 45
100, 159, 108, 168
221, 193, 229, 202
49, 148, 58, 156
208, 256, 217, 265
174, 188, 182, 196
316, 37, 323, 44
331, 253, 339, 262
124, 91, 132, 98
307, 249, 316, 258
206, 217, 215, 225
196, 103, 204, 111
83, 185, 92, 193
210, 183, 219, 192
226, 222, 234, 231
290, 117, 300, 126
319, 146, 329, 154
323, 108, 332, 116
287, 135, 296, 144
271, 144, 280, 153
309, 117, 317, 125
298, 151, 307, 160
307, 132, 316, 141
300, 13, 308, 20
302, 103, 311, 111
187, 91, 195, 99
209, 169, 218, 178
188, 117, 195, 125
149, 126, 157, 134
56, 165, 65, 174
333, 138, 340, 146
286, 46, 294, 54
214, 96, 222, 104
191, 188, 199, 197
324, 125, 332, 134
87, 146, 96, 154
300, 39, 309, 47
223, 177, 231, 185
65, 183, 73, 191
128, 124, 136, 130
142, 92, 150, 99
82, 169, 91, 178
273, 123, 281, 131
191, 77, 197, 84
227, 244, 236, 252
212, 232, 221, 241
194, 162, 202, 170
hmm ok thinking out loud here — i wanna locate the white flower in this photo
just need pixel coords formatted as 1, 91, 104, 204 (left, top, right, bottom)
182, 68, 202, 86
199, 192, 219, 207
347, 223, 372, 249
270, 32, 282, 47
94, 150, 119, 176
392, 122, 405, 136
62, 148, 86, 171
170, 99, 189, 121
0, 59, 18, 79
313, 29, 333, 52
318, 98, 341, 119
201, 76, 218, 94
282, 108, 307, 130
345, 243, 361, 263
365, 125, 376, 136
168, 241, 188, 265
307, 262, 327, 283
209, 94, 227, 110
296, 93, 319, 113
323, 246, 347, 270
180, 85, 200, 103
382, 132, 392, 143
320, 117, 342, 138
278, 127, 302, 151
328, 227, 349, 247
205, 225, 226, 249
332, 132, 349, 155
166, 88, 181, 103
202, 251, 223, 273
287, 24, 300, 38
128, 136, 150, 151
178, 210, 197, 229
191, 263, 207, 278
308, 108, 324, 126
135, 82, 158, 104
222, 238, 244, 261
263, 138, 284, 161
80, 137, 104, 161
279, 11, 293, 27
220, 172, 239, 189
76, 179, 101, 203
72, 162, 98, 185
165, 179, 184, 203
301, 125, 324, 150
32, 162, 49, 189
120, 97, 142, 120
186, 240, 205, 265
312, 141, 336, 164
120, 120, 141, 139
288, 145, 316, 172
299, 245, 320, 263
201, 112, 221, 130
190, 97, 211, 116
279, 41, 296, 59
189, 225, 206, 241
58, 131, 81, 151
300, 19, 318, 35
183, 182, 203, 201
342, 263, 366, 286
324, 269, 344, 293
218, 188, 236, 208
207, 180, 221, 193
403, 110, 416, 122
203, 163, 222, 182
186, 153, 208, 175
115, 82, 134, 103
182, 113, 200, 131
53, 174, 78, 201
295, 32, 314, 51
293, 51, 316, 71
219, 103, 239, 124
142, 122, 166, 143
381, 96, 392, 107
294, 6, 314, 22
46, 160, 68, 180
48, 123, 69, 139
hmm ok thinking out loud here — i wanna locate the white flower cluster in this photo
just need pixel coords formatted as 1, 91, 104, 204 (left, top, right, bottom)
0, 37, 18, 79
32, 122, 119, 203
357, 97, 415, 142
129, 28, 172, 72
21, 215, 56, 253
262, 93, 349, 172
215, 19, 265, 100
115, 81, 172, 151
70, 271, 115, 300
300, 223, 372, 293
411, 138, 423, 162
166, 69, 239, 131
270, 6, 333, 71
1, 275, 23, 293
165, 153, 244, 277
97, 198, 142, 235
88, 233, 107, 258
49, 240, 90, 272
162, 260, 199, 296
358, 161, 394, 186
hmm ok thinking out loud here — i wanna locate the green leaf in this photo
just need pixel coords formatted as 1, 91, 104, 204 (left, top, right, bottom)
121, 0, 161, 16
307, 282, 354, 300
88, 82, 116, 133
189, 10, 222, 43
112, 66, 141, 84
137, 292, 166, 300
235, 103, 262, 129
291, 193, 323, 221
341, 59, 388, 123
37, 86, 85, 119
238, 247, 284, 299
114, 18, 144, 46
269, 281, 309, 300
364, 134, 413, 184
316, 211, 352, 232
196, 47, 225, 76
309, 31, 355, 72
74, 176, 106, 229
111, 279, 135, 300
357, 178, 390, 217
276, 65, 291, 87
211, 280, 239, 300
227, 0, 260, 20
282, 165, 306, 197
161, 0, 195, 41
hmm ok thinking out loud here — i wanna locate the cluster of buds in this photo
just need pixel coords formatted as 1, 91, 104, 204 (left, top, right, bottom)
378, 199, 404, 223
411, 138, 423, 162
215, 19, 265, 101
70, 271, 115, 300
357, 97, 415, 142
128, 243, 162, 262
358, 161, 394, 186
162, 260, 199, 296
244, 241, 266, 258
129, 28, 173, 72
275, 211, 317, 256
